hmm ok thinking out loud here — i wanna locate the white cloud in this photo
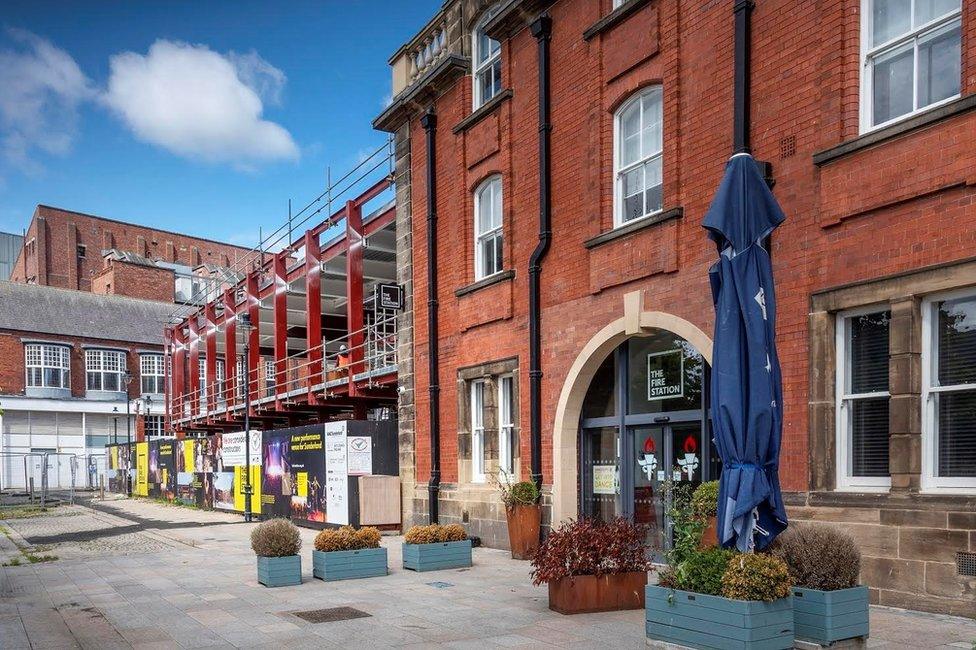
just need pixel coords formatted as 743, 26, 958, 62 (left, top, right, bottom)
102, 40, 299, 166
0, 28, 94, 175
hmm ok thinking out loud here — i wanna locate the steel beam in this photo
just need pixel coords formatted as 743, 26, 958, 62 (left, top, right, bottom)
305, 229, 323, 398
223, 288, 237, 411
273, 252, 288, 406
205, 302, 217, 415
345, 199, 364, 397
246, 272, 261, 408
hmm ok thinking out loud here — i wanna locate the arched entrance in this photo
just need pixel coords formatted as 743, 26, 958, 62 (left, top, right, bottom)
551, 303, 714, 544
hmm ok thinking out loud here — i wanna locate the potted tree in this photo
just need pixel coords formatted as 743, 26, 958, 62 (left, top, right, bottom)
402, 524, 472, 571
531, 518, 651, 614
312, 525, 387, 582
691, 480, 719, 549
496, 472, 541, 560
770, 526, 868, 646
251, 518, 302, 587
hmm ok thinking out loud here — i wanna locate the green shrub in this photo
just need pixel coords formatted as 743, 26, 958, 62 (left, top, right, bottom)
691, 481, 719, 518
769, 525, 860, 591
314, 525, 382, 552
250, 518, 301, 557
721, 553, 792, 601
404, 524, 468, 544
677, 547, 734, 596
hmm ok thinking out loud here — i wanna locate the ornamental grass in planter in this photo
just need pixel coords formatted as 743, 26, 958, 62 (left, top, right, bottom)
769, 525, 868, 646
251, 518, 302, 587
402, 524, 471, 572
495, 472, 541, 560
530, 517, 651, 615
312, 525, 387, 582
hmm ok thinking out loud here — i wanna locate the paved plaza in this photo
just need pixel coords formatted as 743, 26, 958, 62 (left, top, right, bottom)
1, 497, 974, 649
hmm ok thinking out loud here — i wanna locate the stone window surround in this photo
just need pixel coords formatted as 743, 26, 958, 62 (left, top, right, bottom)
809, 256, 976, 499
456, 356, 520, 487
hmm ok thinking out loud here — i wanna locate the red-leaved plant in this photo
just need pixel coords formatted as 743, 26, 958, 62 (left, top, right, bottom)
530, 517, 652, 585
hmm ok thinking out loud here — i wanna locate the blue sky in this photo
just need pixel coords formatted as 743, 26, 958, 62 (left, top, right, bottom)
0, 1, 439, 246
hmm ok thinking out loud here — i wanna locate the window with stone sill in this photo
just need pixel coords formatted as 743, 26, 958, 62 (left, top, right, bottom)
140, 353, 165, 395
86, 349, 126, 393
614, 87, 664, 227
860, 0, 961, 132
472, 5, 503, 110
474, 175, 504, 281
25, 343, 70, 390
460, 364, 519, 485
921, 288, 976, 492
836, 307, 892, 490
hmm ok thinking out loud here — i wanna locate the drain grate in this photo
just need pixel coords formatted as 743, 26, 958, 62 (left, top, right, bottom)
425, 581, 453, 589
292, 607, 371, 623
957, 551, 976, 577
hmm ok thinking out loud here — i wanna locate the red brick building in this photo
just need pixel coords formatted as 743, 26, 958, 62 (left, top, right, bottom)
376, 0, 976, 615
11, 204, 251, 299
1, 205, 253, 492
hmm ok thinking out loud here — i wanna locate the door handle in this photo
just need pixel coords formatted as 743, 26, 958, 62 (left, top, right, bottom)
653, 416, 670, 423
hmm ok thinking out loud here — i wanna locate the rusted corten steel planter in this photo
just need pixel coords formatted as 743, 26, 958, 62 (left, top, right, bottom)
547, 571, 648, 615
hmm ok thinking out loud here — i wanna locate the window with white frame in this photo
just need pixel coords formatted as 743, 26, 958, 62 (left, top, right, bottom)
472, 6, 502, 109
197, 357, 226, 403
265, 359, 275, 397
498, 374, 515, 475
614, 87, 663, 226
922, 289, 976, 491
140, 354, 165, 395
861, 0, 961, 131
144, 415, 164, 438
474, 176, 503, 280
236, 357, 246, 399
471, 379, 487, 483
25, 343, 70, 389
86, 349, 126, 392
836, 309, 891, 489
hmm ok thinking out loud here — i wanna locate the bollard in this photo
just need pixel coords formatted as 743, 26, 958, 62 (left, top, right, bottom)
29, 477, 34, 503
100, 475, 105, 500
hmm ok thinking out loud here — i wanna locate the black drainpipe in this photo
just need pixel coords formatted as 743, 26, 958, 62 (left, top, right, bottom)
420, 109, 441, 523
732, 0, 754, 154
528, 15, 552, 492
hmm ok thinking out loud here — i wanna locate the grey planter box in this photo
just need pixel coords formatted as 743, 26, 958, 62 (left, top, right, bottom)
792, 585, 869, 645
312, 547, 388, 582
256, 555, 302, 587
645, 585, 794, 650
402, 539, 472, 572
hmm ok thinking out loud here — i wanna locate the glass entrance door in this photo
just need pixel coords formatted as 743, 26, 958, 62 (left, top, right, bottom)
578, 331, 718, 559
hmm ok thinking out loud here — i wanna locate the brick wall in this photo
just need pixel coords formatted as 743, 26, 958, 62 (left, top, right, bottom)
390, 0, 976, 611
91, 259, 175, 302
10, 205, 253, 297
0, 329, 162, 400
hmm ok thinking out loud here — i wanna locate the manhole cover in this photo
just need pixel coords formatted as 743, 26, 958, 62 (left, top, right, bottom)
425, 581, 453, 589
292, 607, 371, 623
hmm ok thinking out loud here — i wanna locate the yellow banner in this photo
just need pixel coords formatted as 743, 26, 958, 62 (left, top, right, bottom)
110, 446, 118, 470
297, 471, 308, 498
135, 442, 149, 496
182, 440, 194, 471
233, 465, 262, 514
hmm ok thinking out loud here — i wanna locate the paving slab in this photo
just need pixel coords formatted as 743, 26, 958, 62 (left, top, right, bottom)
2, 497, 976, 649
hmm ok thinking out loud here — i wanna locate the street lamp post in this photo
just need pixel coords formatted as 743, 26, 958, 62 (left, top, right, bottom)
112, 406, 119, 445
239, 313, 254, 522
123, 370, 133, 496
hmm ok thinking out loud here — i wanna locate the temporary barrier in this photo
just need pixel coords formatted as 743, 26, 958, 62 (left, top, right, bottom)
105, 420, 398, 527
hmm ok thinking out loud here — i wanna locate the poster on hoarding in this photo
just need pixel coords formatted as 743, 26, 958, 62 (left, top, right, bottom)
261, 425, 327, 525
324, 421, 349, 525
135, 442, 149, 496
221, 431, 263, 467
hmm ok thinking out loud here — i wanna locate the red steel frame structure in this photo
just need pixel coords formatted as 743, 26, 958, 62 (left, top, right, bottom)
164, 179, 398, 435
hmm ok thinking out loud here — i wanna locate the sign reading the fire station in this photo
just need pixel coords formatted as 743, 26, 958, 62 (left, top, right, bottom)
646, 349, 684, 401
377, 283, 404, 311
